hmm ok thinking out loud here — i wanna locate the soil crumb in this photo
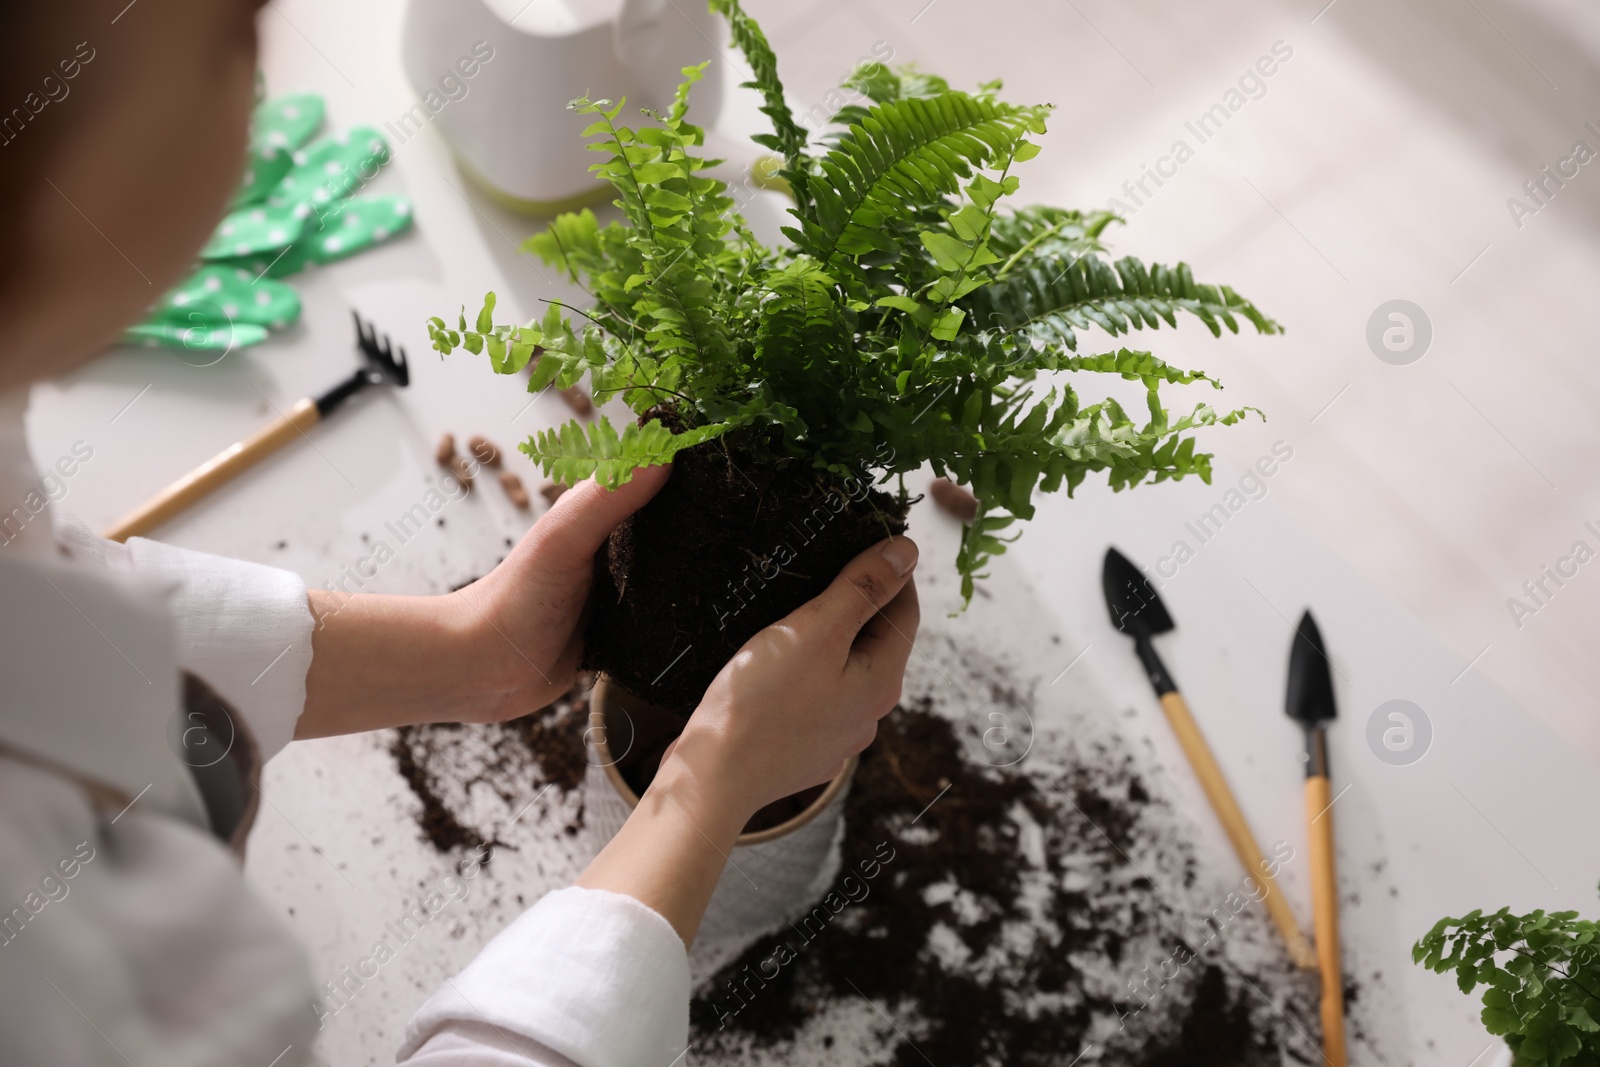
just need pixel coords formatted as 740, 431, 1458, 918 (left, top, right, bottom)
391, 677, 593, 852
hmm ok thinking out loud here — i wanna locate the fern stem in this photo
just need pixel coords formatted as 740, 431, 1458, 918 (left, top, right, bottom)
591, 105, 656, 246
994, 215, 1077, 281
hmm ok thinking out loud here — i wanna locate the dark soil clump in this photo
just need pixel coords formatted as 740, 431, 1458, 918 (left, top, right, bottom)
583, 433, 908, 716
392, 678, 593, 852
1135, 965, 1264, 1067
392, 733, 479, 853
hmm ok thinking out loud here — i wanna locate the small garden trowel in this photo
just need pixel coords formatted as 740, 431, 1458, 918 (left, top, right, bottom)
1101, 547, 1316, 970
1286, 610, 1347, 1067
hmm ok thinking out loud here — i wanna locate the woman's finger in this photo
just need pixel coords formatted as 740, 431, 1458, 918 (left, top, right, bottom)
851, 574, 919, 659
532, 464, 672, 567
846, 577, 919, 715
799, 536, 919, 645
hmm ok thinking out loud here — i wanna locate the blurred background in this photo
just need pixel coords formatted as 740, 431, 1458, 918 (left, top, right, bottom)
24, 1, 1600, 1062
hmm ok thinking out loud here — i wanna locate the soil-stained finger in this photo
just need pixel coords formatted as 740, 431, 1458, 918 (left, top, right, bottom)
848, 577, 920, 704
806, 536, 919, 640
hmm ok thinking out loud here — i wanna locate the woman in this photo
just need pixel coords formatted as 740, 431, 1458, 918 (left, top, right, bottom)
0, 2, 921, 1065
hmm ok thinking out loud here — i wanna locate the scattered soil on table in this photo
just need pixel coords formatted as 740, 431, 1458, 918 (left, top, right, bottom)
391, 677, 593, 853
391, 734, 479, 853
388, 622, 1369, 1063
393, 671, 829, 845
689, 696, 1325, 1066
583, 429, 908, 716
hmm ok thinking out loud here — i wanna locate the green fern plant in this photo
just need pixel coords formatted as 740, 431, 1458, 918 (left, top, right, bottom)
428, 0, 1280, 600
1416, 894, 1600, 1066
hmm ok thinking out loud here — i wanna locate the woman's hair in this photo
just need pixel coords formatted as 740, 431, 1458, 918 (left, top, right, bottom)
0, 0, 264, 323
0, 5, 109, 298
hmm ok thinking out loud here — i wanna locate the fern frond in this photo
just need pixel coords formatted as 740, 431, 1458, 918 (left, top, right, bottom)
708, 0, 812, 213
564, 78, 742, 377
955, 506, 1021, 603
750, 257, 853, 438
430, 296, 576, 376
645, 262, 735, 371
522, 209, 646, 340
941, 393, 1255, 593
789, 92, 1044, 279
965, 254, 1282, 350
846, 63, 951, 104
523, 208, 600, 282
1046, 347, 1219, 390
755, 259, 849, 368
987, 205, 1118, 277
829, 63, 953, 133
574, 97, 658, 243
668, 61, 708, 125
518, 416, 737, 489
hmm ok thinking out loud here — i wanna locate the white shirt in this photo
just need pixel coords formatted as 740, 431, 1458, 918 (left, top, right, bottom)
0, 386, 689, 1067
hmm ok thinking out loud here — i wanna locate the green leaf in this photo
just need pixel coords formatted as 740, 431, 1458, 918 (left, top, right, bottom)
1483, 1006, 1520, 1035
948, 205, 990, 241
877, 295, 923, 315
921, 231, 974, 272
519, 416, 739, 488
930, 307, 965, 341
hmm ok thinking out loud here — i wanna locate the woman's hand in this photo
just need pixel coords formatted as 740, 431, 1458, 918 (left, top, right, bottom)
577, 535, 920, 944
448, 465, 672, 721
297, 465, 668, 738
669, 534, 920, 823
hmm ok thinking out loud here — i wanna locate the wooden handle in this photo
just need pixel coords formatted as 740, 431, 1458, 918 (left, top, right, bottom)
102, 397, 321, 543
1307, 773, 1347, 1067
1157, 691, 1317, 970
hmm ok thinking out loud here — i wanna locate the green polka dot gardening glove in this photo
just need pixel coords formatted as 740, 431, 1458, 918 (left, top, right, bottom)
231, 92, 324, 209
126, 92, 415, 352
123, 265, 301, 350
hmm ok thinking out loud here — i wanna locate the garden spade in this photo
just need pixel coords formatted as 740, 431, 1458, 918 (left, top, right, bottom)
1286, 610, 1346, 1067
1101, 547, 1316, 970
104, 312, 409, 542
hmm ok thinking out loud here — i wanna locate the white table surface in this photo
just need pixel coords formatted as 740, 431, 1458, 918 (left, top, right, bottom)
24, 1, 1600, 1063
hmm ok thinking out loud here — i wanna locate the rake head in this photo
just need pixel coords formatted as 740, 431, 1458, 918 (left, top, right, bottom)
352, 310, 410, 388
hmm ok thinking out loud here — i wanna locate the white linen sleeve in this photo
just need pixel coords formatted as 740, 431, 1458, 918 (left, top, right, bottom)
121, 537, 314, 759
398, 887, 691, 1067
53, 512, 315, 761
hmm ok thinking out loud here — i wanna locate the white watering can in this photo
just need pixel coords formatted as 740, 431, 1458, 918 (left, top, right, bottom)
400, 0, 726, 214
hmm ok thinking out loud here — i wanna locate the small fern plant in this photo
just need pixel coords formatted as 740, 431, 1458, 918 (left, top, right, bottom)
428, 0, 1281, 600
1416, 896, 1600, 1066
